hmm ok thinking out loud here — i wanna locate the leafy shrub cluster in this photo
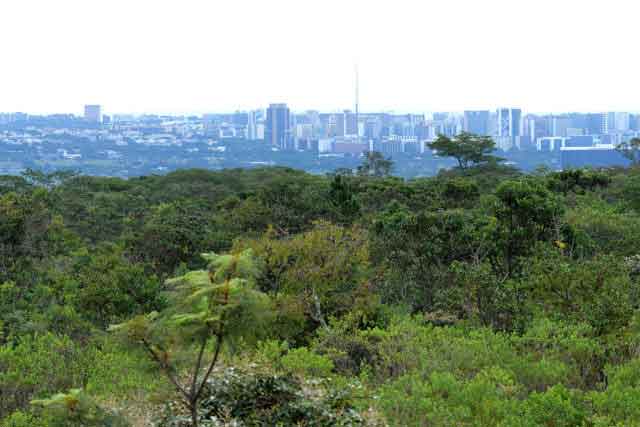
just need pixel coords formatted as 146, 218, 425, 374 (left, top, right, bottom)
156, 368, 363, 427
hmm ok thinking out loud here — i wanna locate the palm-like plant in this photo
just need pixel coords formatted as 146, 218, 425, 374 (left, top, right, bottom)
110, 249, 271, 427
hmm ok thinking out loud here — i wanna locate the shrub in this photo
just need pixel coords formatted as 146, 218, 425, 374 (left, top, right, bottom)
0, 411, 49, 427
587, 358, 640, 424
516, 385, 587, 427
32, 389, 130, 427
281, 347, 334, 377
313, 321, 386, 377
0, 333, 86, 417
156, 368, 363, 427
376, 369, 519, 427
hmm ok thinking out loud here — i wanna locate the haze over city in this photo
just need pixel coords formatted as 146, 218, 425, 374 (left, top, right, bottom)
2, 0, 639, 114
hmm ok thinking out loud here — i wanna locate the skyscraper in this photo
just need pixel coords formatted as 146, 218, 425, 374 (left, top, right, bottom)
494, 108, 521, 151
84, 105, 102, 123
551, 116, 570, 137
332, 112, 345, 137
247, 110, 259, 140
496, 108, 521, 137
586, 113, 607, 135
265, 103, 291, 149
345, 110, 358, 136
463, 110, 489, 135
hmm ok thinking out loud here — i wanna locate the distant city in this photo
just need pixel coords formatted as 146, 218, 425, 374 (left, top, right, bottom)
1, 104, 638, 178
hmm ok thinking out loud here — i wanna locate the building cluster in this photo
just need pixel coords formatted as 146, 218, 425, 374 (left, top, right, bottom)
198, 105, 640, 159
1, 104, 640, 170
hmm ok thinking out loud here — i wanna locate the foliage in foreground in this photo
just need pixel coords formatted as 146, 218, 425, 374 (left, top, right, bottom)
156, 368, 363, 427
3, 160, 640, 426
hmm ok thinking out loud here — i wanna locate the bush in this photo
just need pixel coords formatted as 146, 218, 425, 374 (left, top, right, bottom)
510, 385, 587, 427
515, 318, 604, 389
32, 389, 130, 427
587, 359, 640, 424
83, 337, 167, 399
313, 320, 386, 377
0, 333, 86, 417
377, 369, 519, 427
156, 368, 363, 427
0, 411, 49, 427
281, 347, 334, 377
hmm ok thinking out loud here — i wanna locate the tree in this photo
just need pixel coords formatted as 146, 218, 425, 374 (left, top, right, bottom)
525, 249, 637, 335
441, 177, 480, 208
238, 221, 372, 331
62, 245, 165, 327
357, 151, 393, 177
328, 174, 360, 223
370, 204, 489, 311
616, 137, 640, 166
493, 179, 563, 276
546, 169, 610, 194
428, 132, 500, 170
110, 250, 271, 427
124, 201, 214, 277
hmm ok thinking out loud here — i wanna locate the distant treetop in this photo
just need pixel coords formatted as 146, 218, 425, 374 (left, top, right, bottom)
428, 132, 502, 170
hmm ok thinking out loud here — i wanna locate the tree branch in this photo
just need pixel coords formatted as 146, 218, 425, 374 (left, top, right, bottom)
190, 338, 208, 402
194, 330, 224, 401
141, 339, 191, 404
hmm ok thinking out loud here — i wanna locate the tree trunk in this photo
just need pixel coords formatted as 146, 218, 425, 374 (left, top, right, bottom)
191, 404, 199, 427
311, 289, 328, 328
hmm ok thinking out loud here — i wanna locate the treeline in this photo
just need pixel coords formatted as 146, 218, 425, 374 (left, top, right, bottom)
2, 157, 640, 426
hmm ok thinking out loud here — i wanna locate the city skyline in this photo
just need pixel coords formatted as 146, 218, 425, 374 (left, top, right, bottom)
2, 102, 638, 178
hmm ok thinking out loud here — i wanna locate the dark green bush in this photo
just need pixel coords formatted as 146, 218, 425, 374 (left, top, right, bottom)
156, 368, 363, 427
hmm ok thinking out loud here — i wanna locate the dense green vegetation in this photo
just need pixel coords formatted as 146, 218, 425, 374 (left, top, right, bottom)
2, 153, 640, 426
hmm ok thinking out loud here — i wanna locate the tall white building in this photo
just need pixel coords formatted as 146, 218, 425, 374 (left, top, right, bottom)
496, 108, 522, 137
247, 110, 259, 140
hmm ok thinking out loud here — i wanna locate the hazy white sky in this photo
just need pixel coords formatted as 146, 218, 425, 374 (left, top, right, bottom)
0, 0, 638, 115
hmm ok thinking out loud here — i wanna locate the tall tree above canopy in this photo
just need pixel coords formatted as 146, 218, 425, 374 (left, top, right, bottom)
357, 151, 393, 177
428, 132, 500, 169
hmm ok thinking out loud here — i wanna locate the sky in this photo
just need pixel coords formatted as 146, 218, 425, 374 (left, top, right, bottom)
0, 0, 638, 115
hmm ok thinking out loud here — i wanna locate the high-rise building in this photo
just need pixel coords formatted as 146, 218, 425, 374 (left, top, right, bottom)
496, 108, 521, 137
265, 103, 291, 148
586, 113, 607, 135
522, 115, 537, 141
610, 112, 630, 132
551, 116, 570, 137
257, 122, 265, 140
345, 110, 358, 136
84, 105, 102, 123
247, 110, 259, 140
331, 112, 345, 137
463, 110, 489, 135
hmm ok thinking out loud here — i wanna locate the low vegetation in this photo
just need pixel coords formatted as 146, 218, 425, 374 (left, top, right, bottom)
2, 148, 640, 426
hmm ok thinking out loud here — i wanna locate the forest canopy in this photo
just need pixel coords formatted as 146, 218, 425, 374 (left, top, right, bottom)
2, 156, 640, 426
